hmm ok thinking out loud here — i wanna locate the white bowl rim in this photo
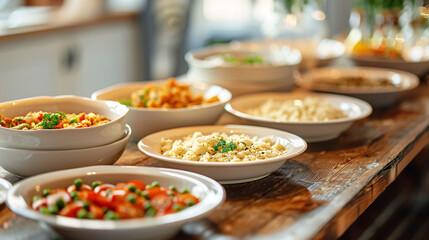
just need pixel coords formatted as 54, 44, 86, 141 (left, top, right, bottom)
138, 124, 307, 167
91, 80, 232, 112
297, 66, 420, 94
0, 95, 129, 132
0, 124, 131, 152
225, 92, 373, 125
350, 54, 429, 64
185, 44, 302, 68
6, 165, 225, 230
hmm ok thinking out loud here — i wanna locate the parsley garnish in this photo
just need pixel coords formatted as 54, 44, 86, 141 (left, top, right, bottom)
70, 118, 77, 124
212, 139, 237, 153
119, 99, 133, 107
37, 112, 65, 129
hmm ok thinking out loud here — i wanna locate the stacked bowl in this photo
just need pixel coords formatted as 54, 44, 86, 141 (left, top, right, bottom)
185, 42, 302, 97
0, 96, 130, 177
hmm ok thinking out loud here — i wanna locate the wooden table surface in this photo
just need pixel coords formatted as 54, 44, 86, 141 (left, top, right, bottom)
1, 86, 429, 240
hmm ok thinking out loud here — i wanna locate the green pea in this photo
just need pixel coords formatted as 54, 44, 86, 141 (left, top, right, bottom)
91, 181, 101, 189
42, 189, 51, 196
143, 201, 152, 210
48, 205, 59, 214
128, 185, 136, 192
74, 178, 83, 189
104, 211, 121, 220
150, 181, 161, 188
169, 185, 177, 191
70, 191, 79, 199
32, 195, 41, 203
56, 198, 65, 209
39, 206, 50, 214
140, 191, 149, 200
126, 194, 137, 203
181, 189, 189, 194
77, 208, 89, 219
83, 202, 90, 210
172, 204, 185, 211
145, 208, 156, 217
185, 199, 196, 206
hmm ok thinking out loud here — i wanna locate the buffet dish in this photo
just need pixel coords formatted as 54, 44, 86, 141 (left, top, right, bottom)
0, 96, 128, 150
0, 125, 131, 177
138, 125, 307, 184
185, 42, 301, 96
297, 67, 419, 108
225, 92, 372, 142
91, 79, 231, 141
6, 166, 225, 240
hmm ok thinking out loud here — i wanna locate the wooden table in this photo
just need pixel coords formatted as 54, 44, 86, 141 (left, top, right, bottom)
1, 86, 429, 240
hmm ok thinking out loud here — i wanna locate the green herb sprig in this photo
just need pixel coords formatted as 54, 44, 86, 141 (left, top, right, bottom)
37, 111, 66, 129
212, 139, 237, 153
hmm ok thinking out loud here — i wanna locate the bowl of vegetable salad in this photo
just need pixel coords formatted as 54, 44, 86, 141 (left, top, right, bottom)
6, 165, 225, 240
0, 95, 129, 150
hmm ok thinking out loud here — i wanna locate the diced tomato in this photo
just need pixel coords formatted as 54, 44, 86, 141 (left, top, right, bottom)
146, 187, 168, 198
89, 204, 105, 219
115, 202, 144, 219
177, 193, 199, 206
126, 180, 146, 191
108, 189, 127, 203
59, 202, 84, 217
151, 195, 173, 213
79, 113, 85, 121
32, 198, 47, 210
78, 191, 114, 209
46, 190, 71, 206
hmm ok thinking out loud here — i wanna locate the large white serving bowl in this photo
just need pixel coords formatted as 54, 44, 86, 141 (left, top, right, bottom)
0, 96, 128, 150
297, 67, 420, 108
91, 80, 232, 141
231, 38, 345, 71
6, 165, 225, 240
0, 125, 131, 177
138, 125, 307, 184
350, 55, 429, 77
185, 42, 301, 84
225, 92, 372, 142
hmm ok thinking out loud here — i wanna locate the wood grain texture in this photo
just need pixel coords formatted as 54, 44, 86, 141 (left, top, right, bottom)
1, 86, 429, 240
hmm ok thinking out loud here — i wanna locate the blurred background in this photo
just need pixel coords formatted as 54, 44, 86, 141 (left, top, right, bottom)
0, 0, 427, 101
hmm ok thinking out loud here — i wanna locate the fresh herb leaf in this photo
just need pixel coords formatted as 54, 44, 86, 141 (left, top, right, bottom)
212, 139, 237, 153
119, 99, 133, 107
70, 118, 77, 124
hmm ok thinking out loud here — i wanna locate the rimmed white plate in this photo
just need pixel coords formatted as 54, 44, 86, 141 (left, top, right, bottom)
297, 67, 419, 108
6, 165, 225, 240
225, 92, 372, 142
138, 125, 307, 184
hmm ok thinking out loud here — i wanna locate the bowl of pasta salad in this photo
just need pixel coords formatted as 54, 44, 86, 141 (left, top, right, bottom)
92, 78, 232, 141
138, 125, 307, 184
225, 92, 372, 142
6, 165, 225, 240
0, 95, 129, 150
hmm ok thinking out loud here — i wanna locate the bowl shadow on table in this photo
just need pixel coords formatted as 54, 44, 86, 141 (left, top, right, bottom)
176, 160, 326, 239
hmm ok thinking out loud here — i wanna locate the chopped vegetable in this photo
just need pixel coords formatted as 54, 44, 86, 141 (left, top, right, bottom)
212, 139, 237, 153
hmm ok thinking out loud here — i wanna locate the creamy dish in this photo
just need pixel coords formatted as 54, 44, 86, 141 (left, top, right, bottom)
160, 131, 287, 162
246, 97, 348, 121
119, 78, 219, 108
0, 111, 110, 130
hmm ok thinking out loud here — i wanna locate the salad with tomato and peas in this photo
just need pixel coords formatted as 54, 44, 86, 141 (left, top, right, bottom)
31, 179, 200, 220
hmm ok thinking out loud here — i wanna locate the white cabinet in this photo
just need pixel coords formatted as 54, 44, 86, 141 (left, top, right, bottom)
0, 20, 140, 102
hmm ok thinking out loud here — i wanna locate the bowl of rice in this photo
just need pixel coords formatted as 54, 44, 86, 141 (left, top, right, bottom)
225, 92, 372, 142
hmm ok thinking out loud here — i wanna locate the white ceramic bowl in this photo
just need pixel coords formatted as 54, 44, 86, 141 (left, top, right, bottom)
138, 125, 307, 184
0, 178, 12, 205
7, 165, 225, 240
232, 38, 345, 71
225, 92, 372, 142
0, 125, 131, 177
91, 80, 232, 141
185, 43, 301, 96
297, 67, 420, 108
0, 96, 129, 150
350, 56, 429, 77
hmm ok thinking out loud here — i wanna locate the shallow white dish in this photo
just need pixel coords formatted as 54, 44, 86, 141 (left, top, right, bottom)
138, 125, 307, 184
92, 80, 231, 141
0, 96, 129, 150
225, 92, 372, 142
297, 67, 420, 108
350, 55, 429, 77
6, 165, 225, 240
0, 125, 131, 177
